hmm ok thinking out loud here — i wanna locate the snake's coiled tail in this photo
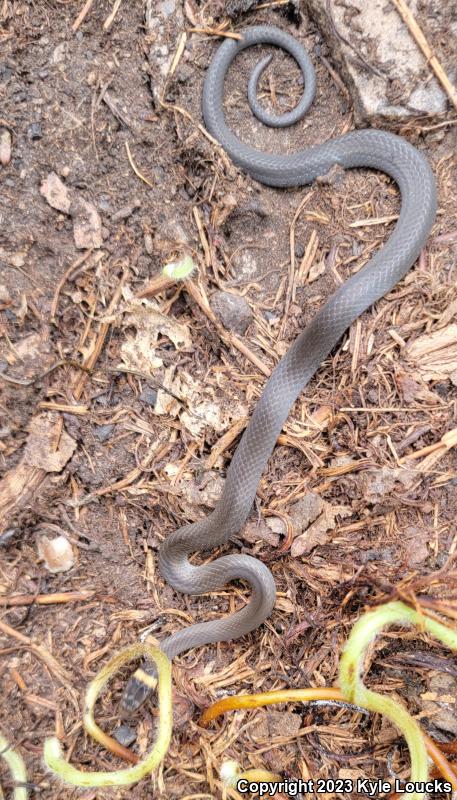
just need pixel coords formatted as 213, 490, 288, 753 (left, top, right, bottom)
122, 26, 436, 712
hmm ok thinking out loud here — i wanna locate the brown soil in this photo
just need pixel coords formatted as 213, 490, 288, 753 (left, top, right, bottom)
1, 1, 457, 799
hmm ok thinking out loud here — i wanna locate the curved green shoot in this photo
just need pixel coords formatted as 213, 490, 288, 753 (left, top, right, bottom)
44, 644, 172, 787
0, 730, 28, 800
339, 600, 457, 800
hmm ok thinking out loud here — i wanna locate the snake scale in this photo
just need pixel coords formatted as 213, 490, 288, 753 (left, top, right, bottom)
122, 25, 436, 711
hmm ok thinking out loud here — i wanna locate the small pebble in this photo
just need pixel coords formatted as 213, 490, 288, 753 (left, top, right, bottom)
98, 195, 111, 212
0, 129, 11, 165
294, 243, 305, 259
140, 386, 158, 406
210, 290, 253, 335
263, 309, 279, 324
27, 122, 42, 140
0, 529, 17, 546
111, 201, 140, 223
0, 66, 13, 81
113, 725, 137, 748
0, 285, 11, 303
94, 424, 114, 443
144, 232, 154, 255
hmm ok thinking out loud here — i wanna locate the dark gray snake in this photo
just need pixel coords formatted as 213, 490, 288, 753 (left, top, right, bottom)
122, 25, 436, 711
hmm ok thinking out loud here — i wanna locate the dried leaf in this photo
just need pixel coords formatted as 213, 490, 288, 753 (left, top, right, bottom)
154, 367, 181, 415
289, 492, 323, 533
176, 472, 225, 510
1, 332, 52, 376
307, 260, 326, 283
422, 673, 457, 734
120, 299, 191, 374
291, 499, 351, 557
243, 520, 280, 547
402, 525, 430, 566
22, 415, 76, 472
406, 324, 457, 381
396, 369, 442, 404
275, 596, 295, 614
360, 466, 415, 503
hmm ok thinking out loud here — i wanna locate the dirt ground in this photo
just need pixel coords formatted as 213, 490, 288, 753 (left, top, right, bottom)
1, 1, 457, 798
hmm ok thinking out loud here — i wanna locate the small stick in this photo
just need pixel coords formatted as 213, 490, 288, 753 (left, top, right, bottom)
51, 250, 98, 322
399, 426, 457, 464
193, 206, 211, 268
207, 417, 248, 468
188, 27, 242, 41
125, 142, 154, 188
0, 590, 95, 607
391, 0, 457, 111
256, 0, 289, 7
167, 32, 187, 79
137, 274, 173, 299
72, 0, 95, 32
103, 0, 123, 31
137, 256, 197, 300
72, 269, 128, 400
0, 619, 72, 685
284, 191, 313, 332
38, 402, 88, 415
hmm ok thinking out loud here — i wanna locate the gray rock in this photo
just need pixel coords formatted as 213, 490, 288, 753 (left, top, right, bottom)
51, 42, 66, 65
27, 122, 43, 140
409, 84, 447, 114
231, 249, 263, 281
111, 201, 140, 222
94, 424, 114, 442
210, 290, 253, 335
140, 386, 158, 406
304, 0, 448, 123
158, 0, 175, 16
226, 0, 259, 18
290, 492, 323, 535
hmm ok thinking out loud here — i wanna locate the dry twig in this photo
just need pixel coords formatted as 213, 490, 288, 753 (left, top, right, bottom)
391, 0, 457, 111
72, 0, 95, 32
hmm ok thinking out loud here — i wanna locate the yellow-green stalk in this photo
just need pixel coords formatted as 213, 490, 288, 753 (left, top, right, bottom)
44, 644, 172, 787
339, 601, 457, 800
0, 730, 28, 800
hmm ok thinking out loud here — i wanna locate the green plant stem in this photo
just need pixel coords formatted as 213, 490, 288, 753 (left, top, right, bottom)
339, 601, 457, 800
0, 731, 28, 800
44, 644, 172, 787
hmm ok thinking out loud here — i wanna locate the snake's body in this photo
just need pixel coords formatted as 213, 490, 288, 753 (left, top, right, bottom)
122, 26, 436, 711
